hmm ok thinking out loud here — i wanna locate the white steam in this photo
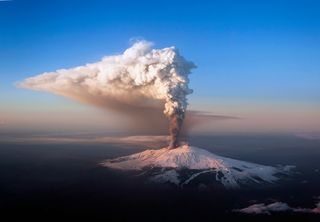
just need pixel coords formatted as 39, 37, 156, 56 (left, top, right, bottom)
19, 41, 196, 147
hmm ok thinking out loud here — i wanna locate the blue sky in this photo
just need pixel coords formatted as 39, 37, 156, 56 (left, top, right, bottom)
1, 0, 320, 134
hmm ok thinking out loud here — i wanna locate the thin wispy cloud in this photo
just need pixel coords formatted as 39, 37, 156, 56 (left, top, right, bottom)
0, 134, 169, 148
295, 133, 320, 140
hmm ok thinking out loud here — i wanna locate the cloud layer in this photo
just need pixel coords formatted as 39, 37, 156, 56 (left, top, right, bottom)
234, 198, 320, 215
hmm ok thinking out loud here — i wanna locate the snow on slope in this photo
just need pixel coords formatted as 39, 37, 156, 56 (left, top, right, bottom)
101, 145, 293, 188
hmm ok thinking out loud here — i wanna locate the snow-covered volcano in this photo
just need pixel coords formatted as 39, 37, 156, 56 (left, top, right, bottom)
101, 145, 293, 188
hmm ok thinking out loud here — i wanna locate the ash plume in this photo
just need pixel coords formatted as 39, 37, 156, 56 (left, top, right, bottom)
19, 41, 196, 148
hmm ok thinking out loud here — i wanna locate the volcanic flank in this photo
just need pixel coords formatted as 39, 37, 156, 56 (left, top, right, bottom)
101, 144, 293, 188
20, 41, 293, 188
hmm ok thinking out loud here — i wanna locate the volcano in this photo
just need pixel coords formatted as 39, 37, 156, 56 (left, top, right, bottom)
101, 145, 293, 189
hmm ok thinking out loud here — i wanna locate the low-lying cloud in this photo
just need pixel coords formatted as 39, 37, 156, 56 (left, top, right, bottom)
234, 198, 320, 215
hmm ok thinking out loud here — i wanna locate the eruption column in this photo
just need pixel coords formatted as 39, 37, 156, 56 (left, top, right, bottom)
19, 41, 196, 148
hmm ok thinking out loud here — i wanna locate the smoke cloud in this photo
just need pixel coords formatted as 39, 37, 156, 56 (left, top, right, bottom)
19, 41, 196, 148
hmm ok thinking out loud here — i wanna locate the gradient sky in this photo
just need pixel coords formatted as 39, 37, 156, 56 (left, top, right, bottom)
1, 0, 320, 135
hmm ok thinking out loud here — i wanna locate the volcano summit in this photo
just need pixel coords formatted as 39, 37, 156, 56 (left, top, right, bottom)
101, 144, 293, 189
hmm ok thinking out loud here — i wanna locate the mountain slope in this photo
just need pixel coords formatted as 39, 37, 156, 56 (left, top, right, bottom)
101, 145, 293, 188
